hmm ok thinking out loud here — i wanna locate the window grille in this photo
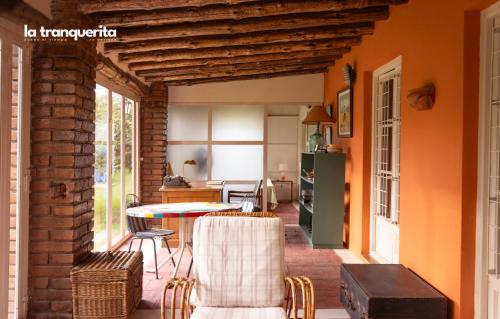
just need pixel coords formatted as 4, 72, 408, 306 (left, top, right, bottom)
487, 20, 500, 277
374, 71, 401, 225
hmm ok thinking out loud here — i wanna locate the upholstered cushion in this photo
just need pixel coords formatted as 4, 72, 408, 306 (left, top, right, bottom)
191, 216, 285, 307
190, 307, 287, 319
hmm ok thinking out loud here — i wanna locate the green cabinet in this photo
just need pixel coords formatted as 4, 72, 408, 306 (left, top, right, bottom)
299, 152, 345, 248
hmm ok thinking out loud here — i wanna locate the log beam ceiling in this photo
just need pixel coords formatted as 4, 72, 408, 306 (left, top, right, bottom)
79, 0, 408, 85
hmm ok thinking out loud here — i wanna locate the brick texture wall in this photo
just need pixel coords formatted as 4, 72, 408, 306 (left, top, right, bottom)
29, 39, 97, 318
140, 82, 168, 226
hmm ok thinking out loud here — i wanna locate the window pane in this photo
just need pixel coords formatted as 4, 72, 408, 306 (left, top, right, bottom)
212, 106, 264, 141
167, 145, 208, 180
212, 145, 263, 180
168, 105, 208, 141
124, 98, 134, 211
93, 85, 108, 251
112, 93, 122, 245
9, 44, 21, 319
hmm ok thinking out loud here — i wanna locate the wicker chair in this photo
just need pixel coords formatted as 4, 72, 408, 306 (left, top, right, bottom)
125, 194, 176, 279
161, 212, 315, 319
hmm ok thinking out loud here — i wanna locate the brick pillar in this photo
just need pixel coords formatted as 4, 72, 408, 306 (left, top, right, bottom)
140, 82, 167, 211
28, 8, 97, 317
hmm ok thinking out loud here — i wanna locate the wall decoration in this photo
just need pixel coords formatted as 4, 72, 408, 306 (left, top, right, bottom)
325, 104, 334, 144
337, 87, 353, 138
407, 84, 435, 110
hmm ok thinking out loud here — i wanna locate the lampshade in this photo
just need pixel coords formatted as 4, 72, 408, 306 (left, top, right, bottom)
302, 105, 334, 124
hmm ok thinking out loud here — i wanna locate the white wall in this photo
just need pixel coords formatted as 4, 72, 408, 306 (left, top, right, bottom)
168, 74, 324, 105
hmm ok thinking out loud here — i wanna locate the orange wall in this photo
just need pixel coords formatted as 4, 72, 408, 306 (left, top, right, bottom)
323, 1, 496, 318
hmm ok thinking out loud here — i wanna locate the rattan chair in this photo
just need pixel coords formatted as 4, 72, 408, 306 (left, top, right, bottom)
126, 194, 176, 279
161, 211, 315, 319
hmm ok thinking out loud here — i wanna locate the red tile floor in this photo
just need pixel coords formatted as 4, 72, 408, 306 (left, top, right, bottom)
119, 203, 362, 309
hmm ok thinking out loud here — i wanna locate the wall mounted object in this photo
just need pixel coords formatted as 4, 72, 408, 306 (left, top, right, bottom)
407, 84, 435, 110
324, 104, 334, 144
337, 87, 353, 138
343, 64, 356, 86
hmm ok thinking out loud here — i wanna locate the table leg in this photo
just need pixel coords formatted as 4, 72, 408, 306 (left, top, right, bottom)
146, 217, 186, 274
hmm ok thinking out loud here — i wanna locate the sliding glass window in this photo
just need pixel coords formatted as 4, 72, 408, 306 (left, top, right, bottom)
93, 85, 139, 251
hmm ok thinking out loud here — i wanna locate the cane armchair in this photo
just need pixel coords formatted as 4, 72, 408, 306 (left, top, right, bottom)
161, 212, 315, 319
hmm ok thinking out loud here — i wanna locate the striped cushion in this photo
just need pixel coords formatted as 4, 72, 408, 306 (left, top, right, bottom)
190, 307, 287, 319
191, 216, 285, 307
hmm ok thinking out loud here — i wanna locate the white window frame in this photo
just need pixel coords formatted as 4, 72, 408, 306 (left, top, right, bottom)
0, 18, 31, 319
475, 2, 500, 318
369, 56, 402, 263
167, 103, 269, 210
94, 77, 140, 251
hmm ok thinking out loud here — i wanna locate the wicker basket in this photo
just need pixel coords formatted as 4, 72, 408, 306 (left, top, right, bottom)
71, 251, 143, 319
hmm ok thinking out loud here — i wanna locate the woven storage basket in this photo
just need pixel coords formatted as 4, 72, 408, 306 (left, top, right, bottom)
71, 251, 143, 319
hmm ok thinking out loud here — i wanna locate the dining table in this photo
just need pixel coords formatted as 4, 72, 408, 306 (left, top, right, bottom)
126, 202, 241, 278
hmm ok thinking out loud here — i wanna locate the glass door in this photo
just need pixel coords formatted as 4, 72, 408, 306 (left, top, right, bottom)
0, 28, 30, 319
370, 57, 401, 264
93, 85, 138, 251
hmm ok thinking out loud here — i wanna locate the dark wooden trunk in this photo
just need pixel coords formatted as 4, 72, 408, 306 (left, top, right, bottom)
340, 264, 447, 319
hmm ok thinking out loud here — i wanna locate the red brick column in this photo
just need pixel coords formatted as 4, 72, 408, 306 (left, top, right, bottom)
29, 39, 96, 318
140, 82, 168, 207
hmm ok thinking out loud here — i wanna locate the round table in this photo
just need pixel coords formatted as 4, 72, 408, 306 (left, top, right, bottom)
126, 202, 241, 277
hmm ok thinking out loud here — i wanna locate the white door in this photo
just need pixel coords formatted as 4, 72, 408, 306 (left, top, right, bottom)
477, 5, 500, 319
0, 22, 30, 319
370, 57, 401, 264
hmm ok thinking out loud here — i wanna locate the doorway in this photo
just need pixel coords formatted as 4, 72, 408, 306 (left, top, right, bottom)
0, 21, 31, 319
476, 2, 500, 318
370, 56, 401, 264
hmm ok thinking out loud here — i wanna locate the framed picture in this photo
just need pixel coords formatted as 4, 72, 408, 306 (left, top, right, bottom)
324, 104, 334, 144
337, 87, 353, 138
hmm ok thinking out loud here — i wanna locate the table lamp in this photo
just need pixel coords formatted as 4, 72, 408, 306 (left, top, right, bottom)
183, 159, 197, 177
278, 163, 288, 181
302, 105, 334, 152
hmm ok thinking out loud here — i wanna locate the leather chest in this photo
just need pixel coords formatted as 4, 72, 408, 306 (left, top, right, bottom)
340, 264, 447, 319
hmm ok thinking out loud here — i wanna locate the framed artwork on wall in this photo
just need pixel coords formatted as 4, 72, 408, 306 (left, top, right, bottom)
324, 104, 334, 144
337, 87, 353, 138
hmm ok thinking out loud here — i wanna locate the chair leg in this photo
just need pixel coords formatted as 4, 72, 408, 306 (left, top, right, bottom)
163, 237, 176, 267
187, 258, 193, 277
151, 238, 159, 279
138, 239, 144, 251
128, 238, 135, 252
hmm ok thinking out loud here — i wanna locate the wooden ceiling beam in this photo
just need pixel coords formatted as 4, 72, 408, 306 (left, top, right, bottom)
144, 62, 331, 82
80, 0, 257, 13
119, 39, 355, 63
163, 68, 327, 86
128, 49, 343, 71
113, 7, 389, 41
90, 0, 407, 27
104, 24, 373, 54
96, 54, 149, 95
135, 56, 336, 77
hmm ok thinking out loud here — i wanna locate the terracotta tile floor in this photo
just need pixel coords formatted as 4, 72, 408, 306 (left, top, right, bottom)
120, 203, 363, 309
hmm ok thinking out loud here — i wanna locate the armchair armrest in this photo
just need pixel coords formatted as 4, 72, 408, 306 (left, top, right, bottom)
161, 277, 195, 319
285, 276, 315, 319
